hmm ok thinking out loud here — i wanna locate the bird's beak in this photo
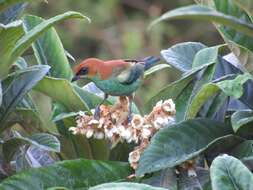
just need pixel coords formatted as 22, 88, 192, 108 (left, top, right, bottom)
71, 75, 80, 82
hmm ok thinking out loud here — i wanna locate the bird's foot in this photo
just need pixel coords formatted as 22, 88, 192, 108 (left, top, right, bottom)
94, 106, 101, 120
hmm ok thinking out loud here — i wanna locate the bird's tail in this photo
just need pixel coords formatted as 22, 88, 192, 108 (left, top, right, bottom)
142, 56, 160, 70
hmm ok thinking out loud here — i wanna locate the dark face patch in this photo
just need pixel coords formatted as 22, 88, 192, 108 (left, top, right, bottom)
76, 67, 89, 76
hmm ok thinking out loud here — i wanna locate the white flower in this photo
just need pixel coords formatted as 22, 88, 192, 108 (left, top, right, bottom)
121, 128, 132, 140
88, 119, 99, 125
105, 126, 118, 138
91, 109, 96, 115
143, 124, 152, 128
76, 119, 84, 128
131, 114, 144, 129
153, 117, 168, 129
155, 100, 163, 107
69, 127, 78, 134
94, 132, 104, 139
141, 128, 152, 139
98, 118, 105, 128
162, 99, 176, 113
118, 125, 132, 141
128, 150, 140, 163
86, 129, 94, 138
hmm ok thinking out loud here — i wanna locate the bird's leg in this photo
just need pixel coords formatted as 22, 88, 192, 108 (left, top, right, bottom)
94, 93, 108, 120
127, 94, 134, 123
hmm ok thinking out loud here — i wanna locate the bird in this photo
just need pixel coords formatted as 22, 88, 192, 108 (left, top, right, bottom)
72, 56, 160, 121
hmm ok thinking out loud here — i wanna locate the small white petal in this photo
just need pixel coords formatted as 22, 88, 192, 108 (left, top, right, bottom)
91, 109, 95, 114
155, 100, 163, 107
128, 151, 140, 163
86, 129, 94, 138
88, 119, 99, 125
94, 132, 104, 139
131, 114, 144, 129
188, 169, 197, 177
142, 128, 152, 139
143, 124, 152, 128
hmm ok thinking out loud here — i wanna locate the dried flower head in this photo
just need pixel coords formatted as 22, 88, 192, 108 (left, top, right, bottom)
69, 97, 176, 171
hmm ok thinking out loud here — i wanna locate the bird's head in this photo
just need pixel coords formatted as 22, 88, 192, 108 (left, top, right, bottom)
71, 58, 103, 82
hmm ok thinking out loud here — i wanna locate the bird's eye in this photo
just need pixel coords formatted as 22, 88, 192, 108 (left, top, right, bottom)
77, 67, 89, 75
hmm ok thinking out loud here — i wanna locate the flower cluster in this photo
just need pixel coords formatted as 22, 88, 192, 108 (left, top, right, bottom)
69, 97, 176, 170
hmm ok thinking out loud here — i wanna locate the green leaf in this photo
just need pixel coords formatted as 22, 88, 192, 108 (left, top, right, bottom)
231, 110, 253, 132
0, 81, 2, 106
192, 44, 226, 68
0, 159, 131, 190
7, 108, 56, 133
0, 65, 50, 132
34, 76, 89, 112
142, 168, 178, 189
210, 154, 253, 190
136, 118, 232, 176
145, 73, 194, 113
231, 140, 253, 161
212, 0, 253, 52
0, 11, 90, 78
225, 41, 253, 74
178, 167, 211, 190
3, 132, 60, 162
90, 182, 167, 190
232, 0, 253, 16
186, 73, 252, 119
23, 15, 73, 80
0, 0, 34, 12
161, 42, 206, 72
0, 20, 24, 79
150, 5, 253, 37
52, 112, 79, 122
144, 64, 170, 78
73, 85, 105, 109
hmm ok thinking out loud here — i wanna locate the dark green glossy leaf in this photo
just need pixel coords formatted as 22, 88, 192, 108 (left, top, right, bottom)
232, 0, 253, 16
213, 0, 253, 51
3, 132, 60, 162
0, 81, 2, 106
0, 159, 131, 190
34, 77, 89, 112
0, 0, 33, 12
231, 110, 253, 132
14, 57, 27, 69
150, 5, 253, 37
145, 73, 194, 113
231, 140, 253, 160
187, 73, 252, 119
23, 15, 73, 80
90, 182, 166, 190
161, 42, 206, 72
0, 20, 24, 78
7, 108, 56, 133
3, 12, 89, 77
0, 3, 27, 25
136, 119, 232, 176
178, 167, 211, 190
0, 65, 50, 132
142, 168, 178, 190
210, 154, 253, 190
144, 64, 170, 78
192, 44, 225, 68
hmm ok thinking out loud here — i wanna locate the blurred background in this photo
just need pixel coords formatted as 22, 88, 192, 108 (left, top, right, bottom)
26, 0, 224, 107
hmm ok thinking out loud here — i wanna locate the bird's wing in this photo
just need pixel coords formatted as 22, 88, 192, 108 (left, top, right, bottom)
115, 62, 144, 84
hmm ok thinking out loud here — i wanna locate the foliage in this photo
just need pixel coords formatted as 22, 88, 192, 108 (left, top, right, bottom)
0, 0, 253, 190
